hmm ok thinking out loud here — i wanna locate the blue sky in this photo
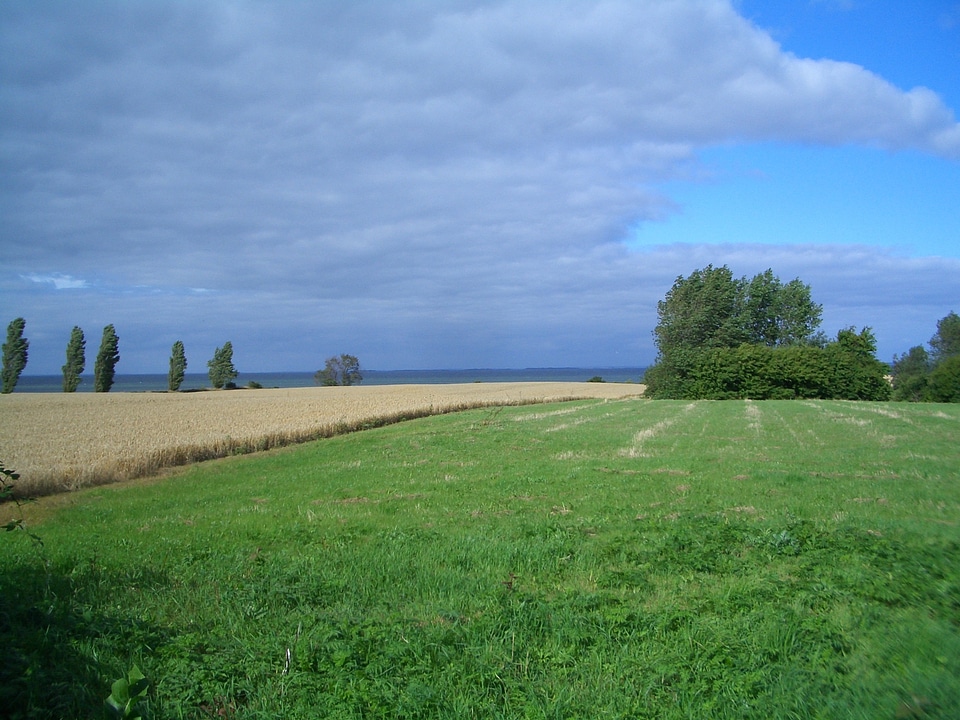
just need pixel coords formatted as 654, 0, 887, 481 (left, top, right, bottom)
743, 0, 960, 107
632, 145, 960, 256
1, 1, 958, 376
634, 1, 960, 258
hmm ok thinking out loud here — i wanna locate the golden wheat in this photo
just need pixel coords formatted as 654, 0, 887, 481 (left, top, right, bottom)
0, 382, 641, 495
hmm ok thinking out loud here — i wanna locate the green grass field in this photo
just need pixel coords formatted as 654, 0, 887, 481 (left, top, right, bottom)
2, 398, 959, 718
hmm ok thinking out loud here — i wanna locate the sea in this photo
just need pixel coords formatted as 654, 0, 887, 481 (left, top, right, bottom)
14, 368, 646, 393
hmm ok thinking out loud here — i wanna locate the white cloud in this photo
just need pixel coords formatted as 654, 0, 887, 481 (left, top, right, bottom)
22, 273, 89, 290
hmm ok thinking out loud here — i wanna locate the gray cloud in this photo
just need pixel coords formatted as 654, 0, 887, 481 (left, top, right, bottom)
1, 0, 958, 373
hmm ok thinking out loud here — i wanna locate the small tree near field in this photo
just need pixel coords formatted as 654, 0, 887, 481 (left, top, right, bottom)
168, 341, 188, 391
208, 342, 238, 389
94, 324, 120, 392
315, 354, 363, 386
62, 326, 86, 392
2, 317, 29, 394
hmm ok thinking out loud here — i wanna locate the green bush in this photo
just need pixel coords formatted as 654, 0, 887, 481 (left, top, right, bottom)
653, 333, 890, 401
928, 355, 960, 403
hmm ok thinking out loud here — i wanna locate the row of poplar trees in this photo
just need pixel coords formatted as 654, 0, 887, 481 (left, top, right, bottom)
156, 339, 238, 391
0, 318, 235, 393
1, 318, 121, 393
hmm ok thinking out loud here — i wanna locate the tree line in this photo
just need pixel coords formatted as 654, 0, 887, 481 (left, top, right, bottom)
890, 312, 960, 402
2, 320, 120, 394
1, 318, 364, 393
643, 265, 905, 401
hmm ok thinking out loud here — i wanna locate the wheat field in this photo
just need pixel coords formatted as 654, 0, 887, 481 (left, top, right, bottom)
0, 382, 641, 496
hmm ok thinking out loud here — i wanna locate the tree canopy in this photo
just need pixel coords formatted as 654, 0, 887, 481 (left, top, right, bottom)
168, 340, 187, 392
207, 342, 238, 389
653, 265, 822, 362
741, 269, 825, 347
929, 311, 960, 363
644, 266, 889, 400
1, 317, 29, 394
62, 326, 86, 392
891, 311, 960, 402
315, 354, 363, 387
93, 324, 120, 393
928, 355, 960, 403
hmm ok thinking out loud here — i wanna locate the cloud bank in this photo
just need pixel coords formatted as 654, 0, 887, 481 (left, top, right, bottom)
1, 0, 957, 373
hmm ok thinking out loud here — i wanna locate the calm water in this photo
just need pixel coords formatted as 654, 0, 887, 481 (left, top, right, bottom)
14, 368, 646, 393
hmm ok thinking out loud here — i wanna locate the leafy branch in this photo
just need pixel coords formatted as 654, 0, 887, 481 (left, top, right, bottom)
1, 460, 42, 548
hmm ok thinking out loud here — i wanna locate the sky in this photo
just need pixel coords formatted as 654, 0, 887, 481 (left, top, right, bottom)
2, 0, 959, 375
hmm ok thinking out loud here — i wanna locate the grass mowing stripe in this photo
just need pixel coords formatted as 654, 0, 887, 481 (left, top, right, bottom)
2, 399, 959, 719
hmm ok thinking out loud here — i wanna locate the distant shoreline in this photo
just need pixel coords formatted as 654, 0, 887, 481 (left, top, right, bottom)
14, 367, 647, 393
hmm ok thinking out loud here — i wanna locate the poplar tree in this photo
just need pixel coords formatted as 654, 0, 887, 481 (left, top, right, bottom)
207, 341, 238, 389
94, 324, 120, 393
168, 340, 187, 391
1, 317, 29, 394
62, 326, 86, 392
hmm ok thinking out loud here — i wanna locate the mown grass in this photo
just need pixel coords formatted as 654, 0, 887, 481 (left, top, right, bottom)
2, 399, 959, 718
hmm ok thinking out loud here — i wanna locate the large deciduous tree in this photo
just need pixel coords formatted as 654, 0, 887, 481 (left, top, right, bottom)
929, 311, 960, 363
645, 266, 825, 399
168, 340, 187, 392
62, 326, 86, 392
654, 264, 744, 359
1, 317, 29, 394
315, 354, 363, 386
645, 265, 743, 399
94, 324, 120, 392
207, 342, 238, 389
652, 266, 822, 362
741, 270, 824, 347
